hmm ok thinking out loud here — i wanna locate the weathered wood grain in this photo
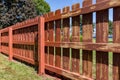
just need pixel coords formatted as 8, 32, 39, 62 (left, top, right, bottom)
82, 0, 93, 78
113, 7, 120, 80
71, 3, 80, 73
45, 21, 49, 64
55, 9, 62, 68
96, 0, 109, 79
62, 6, 70, 70
45, 0, 120, 21
48, 12, 54, 66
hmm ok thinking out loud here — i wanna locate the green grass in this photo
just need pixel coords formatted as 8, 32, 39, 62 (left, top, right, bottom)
0, 53, 53, 80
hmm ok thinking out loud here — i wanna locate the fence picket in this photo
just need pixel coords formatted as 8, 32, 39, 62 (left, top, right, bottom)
113, 7, 120, 80
82, 0, 93, 78
48, 12, 54, 66
62, 6, 70, 70
96, 0, 109, 80
71, 3, 80, 73
55, 9, 61, 68
44, 14, 49, 64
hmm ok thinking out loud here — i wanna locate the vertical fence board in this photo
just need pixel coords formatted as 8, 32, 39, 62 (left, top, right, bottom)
27, 28, 30, 59
113, 7, 120, 80
71, 3, 80, 73
22, 29, 25, 58
62, 7, 70, 70
48, 12, 54, 66
44, 14, 49, 64
82, 0, 93, 78
55, 9, 61, 68
96, 0, 109, 80
96, 12, 108, 80
45, 22, 49, 64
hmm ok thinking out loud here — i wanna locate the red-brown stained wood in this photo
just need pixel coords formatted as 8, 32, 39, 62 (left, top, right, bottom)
34, 26, 38, 62
62, 0, 120, 19
38, 17, 45, 75
71, 3, 80, 73
9, 27, 13, 61
113, 7, 120, 43
113, 7, 120, 80
82, 0, 93, 78
72, 3, 80, 12
48, 12, 54, 66
96, 0, 109, 80
45, 22, 49, 64
55, 9, 61, 68
21, 30, 23, 57
30, 29, 33, 59
82, 50, 92, 78
26, 28, 29, 42
24, 28, 27, 59
45, 64, 93, 80
113, 53, 120, 80
62, 6, 70, 70
22, 29, 25, 58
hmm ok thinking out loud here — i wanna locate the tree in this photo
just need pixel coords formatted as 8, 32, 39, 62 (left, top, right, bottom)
0, 0, 50, 28
33, 0, 50, 15
0, 0, 37, 28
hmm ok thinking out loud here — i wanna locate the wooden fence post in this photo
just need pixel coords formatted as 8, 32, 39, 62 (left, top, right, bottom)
38, 16, 45, 75
9, 27, 13, 61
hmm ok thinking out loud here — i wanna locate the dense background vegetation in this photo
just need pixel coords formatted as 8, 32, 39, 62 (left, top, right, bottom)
0, 0, 50, 28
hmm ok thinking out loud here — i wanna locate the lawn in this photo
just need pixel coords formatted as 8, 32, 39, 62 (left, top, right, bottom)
0, 53, 53, 80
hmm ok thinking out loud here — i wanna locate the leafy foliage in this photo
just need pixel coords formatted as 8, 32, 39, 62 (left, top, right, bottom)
0, 0, 50, 28
0, 0, 37, 28
109, 20, 113, 35
33, 0, 50, 15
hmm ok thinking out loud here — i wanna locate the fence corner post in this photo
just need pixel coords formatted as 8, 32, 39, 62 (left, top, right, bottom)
38, 16, 45, 75
9, 27, 13, 61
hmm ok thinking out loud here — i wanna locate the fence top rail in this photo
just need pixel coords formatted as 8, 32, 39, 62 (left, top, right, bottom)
0, 16, 39, 32
12, 16, 39, 30
44, 0, 120, 22
0, 27, 9, 33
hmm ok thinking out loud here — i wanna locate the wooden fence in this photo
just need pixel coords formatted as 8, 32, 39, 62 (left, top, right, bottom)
0, 16, 45, 75
1, 0, 120, 80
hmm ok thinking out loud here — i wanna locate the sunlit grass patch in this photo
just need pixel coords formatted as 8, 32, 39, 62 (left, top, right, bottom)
0, 53, 53, 80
